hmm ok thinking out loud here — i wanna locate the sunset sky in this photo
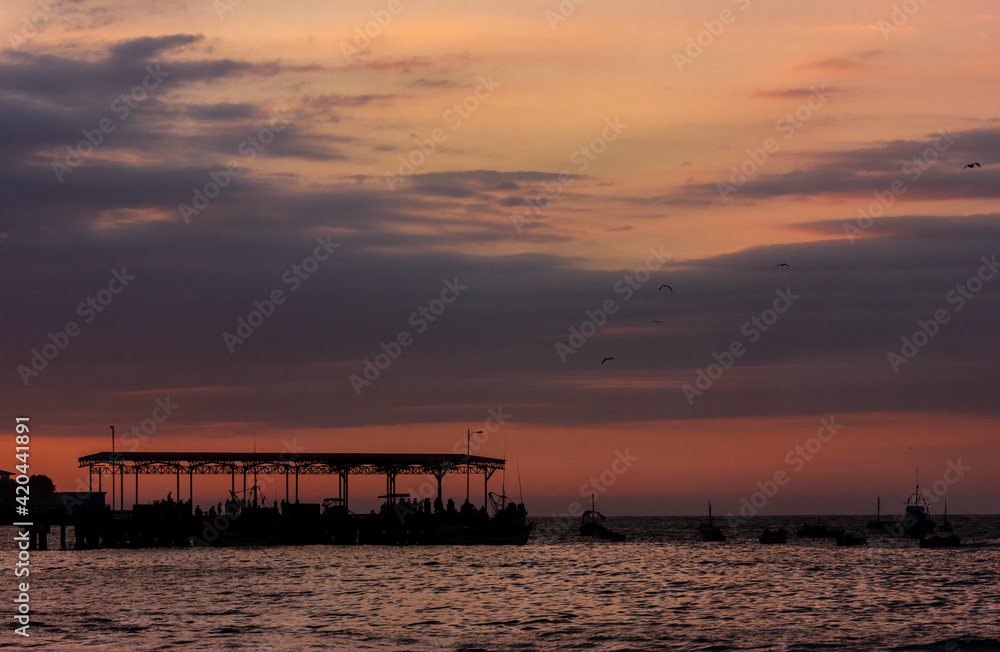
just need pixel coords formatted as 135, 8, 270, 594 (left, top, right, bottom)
2, 0, 998, 516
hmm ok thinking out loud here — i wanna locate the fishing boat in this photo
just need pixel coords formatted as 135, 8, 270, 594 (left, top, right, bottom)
214, 486, 282, 546
796, 518, 844, 538
919, 533, 960, 548
579, 494, 626, 542
434, 492, 533, 545
835, 532, 867, 547
938, 501, 953, 533
758, 527, 788, 544
866, 495, 894, 534
697, 501, 726, 542
901, 482, 936, 538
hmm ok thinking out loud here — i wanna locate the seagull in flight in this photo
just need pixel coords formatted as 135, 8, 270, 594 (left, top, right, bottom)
650, 320, 663, 324
963, 162, 981, 169
775, 263, 790, 267
659, 284, 673, 291
601, 357, 615, 365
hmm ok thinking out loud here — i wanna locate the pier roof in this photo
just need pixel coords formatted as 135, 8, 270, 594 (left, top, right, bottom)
78, 451, 505, 476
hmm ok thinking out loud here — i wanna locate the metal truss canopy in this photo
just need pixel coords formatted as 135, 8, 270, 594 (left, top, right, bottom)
78, 452, 506, 477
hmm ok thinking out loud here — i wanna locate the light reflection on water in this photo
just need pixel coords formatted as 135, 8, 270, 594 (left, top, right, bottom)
5, 516, 999, 651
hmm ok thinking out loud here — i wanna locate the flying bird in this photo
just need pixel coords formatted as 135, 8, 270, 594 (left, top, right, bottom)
775, 263, 790, 267
659, 284, 673, 291
963, 163, 981, 169
601, 357, 615, 365
650, 320, 663, 324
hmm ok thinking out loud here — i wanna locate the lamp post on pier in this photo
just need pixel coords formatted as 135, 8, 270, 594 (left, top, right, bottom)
466, 429, 483, 503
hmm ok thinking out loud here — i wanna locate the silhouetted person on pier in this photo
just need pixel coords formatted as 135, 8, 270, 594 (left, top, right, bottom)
167, 492, 173, 504
195, 505, 203, 517
434, 498, 444, 514
446, 498, 457, 515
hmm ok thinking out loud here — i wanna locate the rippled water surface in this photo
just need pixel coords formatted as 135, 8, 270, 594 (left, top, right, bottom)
3, 516, 999, 651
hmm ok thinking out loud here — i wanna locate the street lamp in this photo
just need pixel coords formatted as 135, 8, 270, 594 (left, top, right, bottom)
466, 429, 483, 503
110, 426, 115, 516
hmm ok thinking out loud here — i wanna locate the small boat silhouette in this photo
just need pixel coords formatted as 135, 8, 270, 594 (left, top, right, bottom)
697, 501, 726, 542
758, 527, 788, 544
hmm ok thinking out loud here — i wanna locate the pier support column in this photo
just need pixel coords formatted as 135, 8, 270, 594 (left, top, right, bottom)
295, 468, 299, 502
175, 468, 181, 518
135, 471, 139, 508
60, 524, 66, 550
434, 469, 447, 504
285, 467, 289, 506
386, 471, 397, 504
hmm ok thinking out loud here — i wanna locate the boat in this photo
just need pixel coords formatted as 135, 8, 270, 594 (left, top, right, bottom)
579, 494, 626, 542
758, 527, 788, 544
901, 482, 936, 538
938, 501, 953, 533
919, 533, 960, 548
434, 492, 533, 545
213, 487, 282, 546
697, 501, 726, 542
866, 495, 894, 534
796, 518, 844, 538
835, 532, 867, 547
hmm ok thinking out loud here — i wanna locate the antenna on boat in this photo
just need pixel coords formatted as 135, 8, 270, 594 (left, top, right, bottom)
501, 434, 507, 504
516, 452, 523, 504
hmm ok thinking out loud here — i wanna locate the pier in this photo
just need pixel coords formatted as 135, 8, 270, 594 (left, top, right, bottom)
39, 451, 524, 548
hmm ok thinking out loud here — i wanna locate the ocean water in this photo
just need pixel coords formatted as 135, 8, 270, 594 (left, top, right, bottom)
2, 515, 998, 651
